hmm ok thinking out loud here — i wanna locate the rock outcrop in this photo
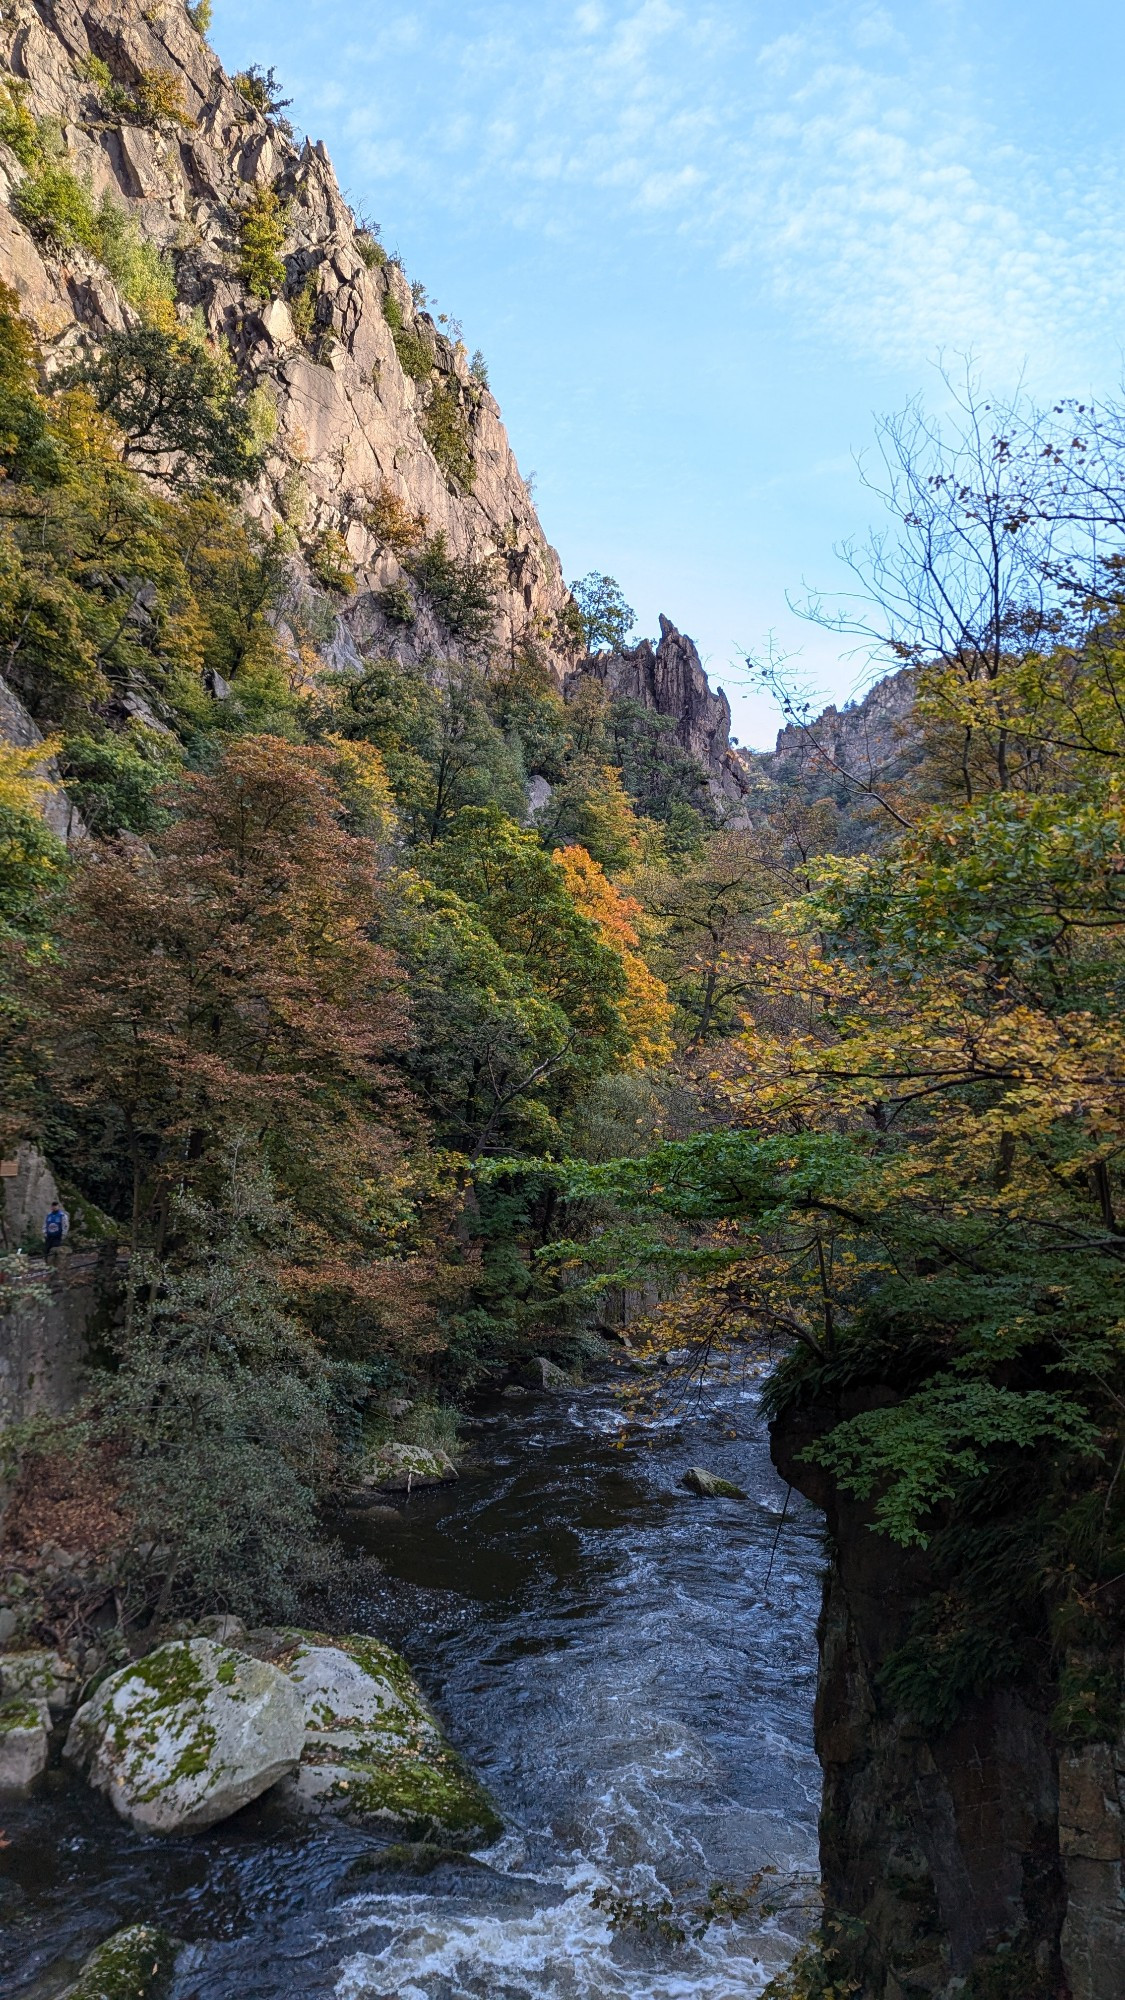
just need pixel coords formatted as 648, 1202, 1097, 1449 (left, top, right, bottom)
355, 1440, 459, 1494
573, 616, 752, 814
773, 1399, 1125, 2000
65, 1636, 305, 1832
1, 0, 575, 679
60, 1924, 177, 2000
0, 1691, 50, 1786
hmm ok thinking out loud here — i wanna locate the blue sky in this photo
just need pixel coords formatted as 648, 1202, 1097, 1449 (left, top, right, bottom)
212, 2, 1125, 745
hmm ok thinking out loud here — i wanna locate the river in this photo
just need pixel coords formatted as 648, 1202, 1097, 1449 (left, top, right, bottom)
3, 1368, 823, 2000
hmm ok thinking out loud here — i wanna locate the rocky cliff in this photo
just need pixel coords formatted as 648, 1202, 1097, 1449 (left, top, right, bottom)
0, 0, 575, 677
753, 665, 924, 849
573, 615, 752, 815
773, 1401, 1125, 2000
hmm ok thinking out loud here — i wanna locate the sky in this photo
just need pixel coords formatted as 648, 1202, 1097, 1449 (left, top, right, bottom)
212, 1, 1125, 746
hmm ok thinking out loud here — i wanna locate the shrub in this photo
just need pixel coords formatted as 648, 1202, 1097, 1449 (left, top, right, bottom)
309, 527, 356, 595
79, 53, 113, 95
233, 65, 292, 126
406, 530, 497, 642
187, 0, 213, 33
289, 274, 318, 344
356, 230, 386, 270
0, 83, 43, 170
94, 194, 177, 327
375, 577, 415, 626
13, 162, 99, 254
470, 348, 489, 388
422, 376, 475, 489
382, 291, 433, 382
365, 481, 427, 556
238, 185, 288, 297
131, 68, 192, 129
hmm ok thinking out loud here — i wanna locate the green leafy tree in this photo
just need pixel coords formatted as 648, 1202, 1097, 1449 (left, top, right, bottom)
68, 327, 262, 489
569, 571, 636, 654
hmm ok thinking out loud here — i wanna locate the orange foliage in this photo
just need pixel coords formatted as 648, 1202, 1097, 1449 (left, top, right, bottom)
553, 843, 674, 1068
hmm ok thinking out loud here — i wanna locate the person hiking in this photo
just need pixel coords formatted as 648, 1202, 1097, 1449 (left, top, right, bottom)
43, 1200, 69, 1256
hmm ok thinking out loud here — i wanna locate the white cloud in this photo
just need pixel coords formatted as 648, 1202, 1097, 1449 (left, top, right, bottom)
299, 1, 1125, 386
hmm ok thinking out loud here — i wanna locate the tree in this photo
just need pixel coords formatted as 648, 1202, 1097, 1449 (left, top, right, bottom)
40, 736, 416, 1281
569, 572, 636, 654
70, 327, 262, 489
404, 807, 632, 1152
552, 845, 673, 1068
105, 1144, 335, 1623
642, 829, 788, 1045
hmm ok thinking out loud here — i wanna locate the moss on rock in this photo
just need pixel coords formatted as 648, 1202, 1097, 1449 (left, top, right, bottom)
283, 1631, 502, 1847
62, 1923, 177, 2000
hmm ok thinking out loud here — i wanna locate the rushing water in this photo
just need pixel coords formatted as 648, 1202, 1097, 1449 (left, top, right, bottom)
2, 1370, 823, 2000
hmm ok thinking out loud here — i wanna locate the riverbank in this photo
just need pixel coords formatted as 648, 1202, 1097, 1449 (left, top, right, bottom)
1, 1376, 821, 1999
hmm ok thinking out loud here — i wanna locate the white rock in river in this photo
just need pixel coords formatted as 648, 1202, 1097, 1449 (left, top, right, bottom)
0, 1694, 50, 1789
282, 1634, 502, 1846
64, 1638, 304, 1833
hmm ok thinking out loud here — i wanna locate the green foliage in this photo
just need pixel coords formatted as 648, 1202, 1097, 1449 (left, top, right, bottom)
92, 194, 178, 324
59, 725, 182, 836
356, 229, 386, 270
326, 656, 525, 842
0, 281, 59, 486
106, 1152, 334, 1621
70, 326, 262, 488
13, 160, 99, 253
376, 577, 415, 625
233, 66, 293, 125
470, 348, 489, 388
569, 571, 636, 654
422, 376, 475, 489
309, 527, 356, 594
0, 82, 45, 170
238, 184, 288, 297
405, 530, 497, 642
808, 1379, 1097, 1546
0, 788, 68, 946
290, 272, 318, 343
127, 68, 192, 129
383, 290, 435, 381
187, 0, 213, 33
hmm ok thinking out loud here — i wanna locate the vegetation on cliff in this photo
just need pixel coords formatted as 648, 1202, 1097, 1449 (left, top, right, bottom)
0, 276, 733, 1642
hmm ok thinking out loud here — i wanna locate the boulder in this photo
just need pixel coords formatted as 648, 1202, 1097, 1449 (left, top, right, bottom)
680, 1466, 747, 1500
64, 1638, 305, 1834
0, 1646, 80, 1718
60, 1924, 177, 2000
281, 1633, 501, 1847
521, 1356, 573, 1392
0, 1693, 50, 1788
358, 1441, 458, 1493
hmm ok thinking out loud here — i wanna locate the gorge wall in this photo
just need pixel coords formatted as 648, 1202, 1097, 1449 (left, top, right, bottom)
773, 1403, 1125, 2000
1, 0, 574, 679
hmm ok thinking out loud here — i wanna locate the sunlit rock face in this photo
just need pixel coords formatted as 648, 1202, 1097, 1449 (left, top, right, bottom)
0, 0, 575, 677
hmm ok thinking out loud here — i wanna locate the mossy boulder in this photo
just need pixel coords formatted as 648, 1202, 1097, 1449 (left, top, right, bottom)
0, 1692, 50, 1788
282, 1633, 501, 1847
64, 1638, 305, 1834
60, 1923, 177, 1999
680, 1466, 747, 1499
358, 1442, 458, 1493
0, 1646, 80, 1719
519, 1356, 573, 1391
